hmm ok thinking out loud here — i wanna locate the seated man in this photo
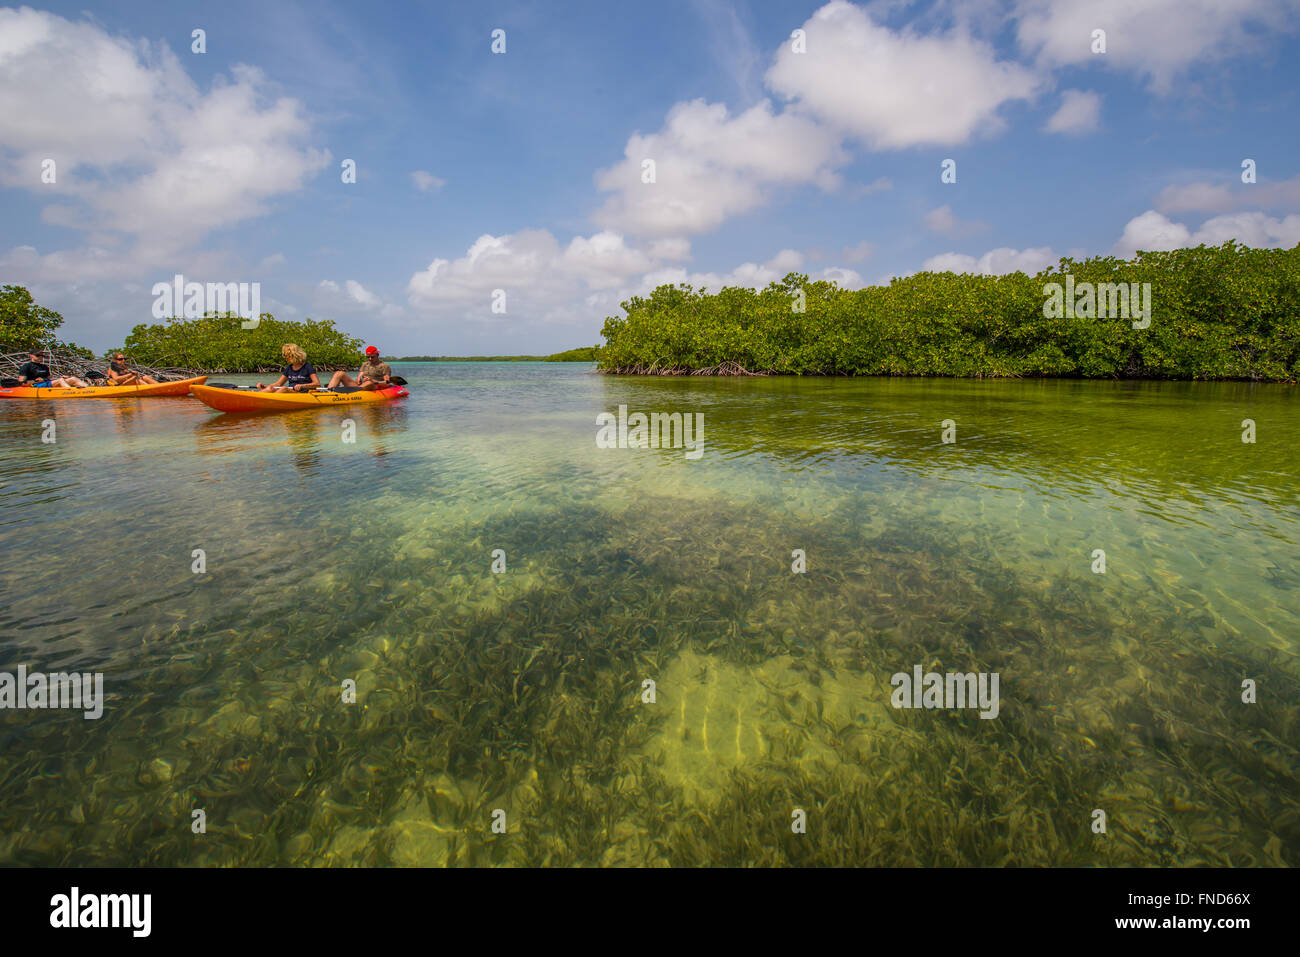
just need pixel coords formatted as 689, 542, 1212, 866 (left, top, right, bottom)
327, 346, 392, 391
105, 352, 159, 385
17, 351, 87, 388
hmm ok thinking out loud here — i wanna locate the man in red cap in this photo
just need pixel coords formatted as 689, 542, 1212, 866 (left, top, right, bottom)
327, 346, 393, 391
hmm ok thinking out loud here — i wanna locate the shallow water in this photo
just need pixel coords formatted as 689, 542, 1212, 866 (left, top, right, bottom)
0, 363, 1296, 865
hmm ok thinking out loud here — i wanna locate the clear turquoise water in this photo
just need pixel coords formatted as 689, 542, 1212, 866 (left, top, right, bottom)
0, 362, 1296, 865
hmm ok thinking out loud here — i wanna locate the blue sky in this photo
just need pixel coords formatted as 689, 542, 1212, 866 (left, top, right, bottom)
2, 0, 1298, 354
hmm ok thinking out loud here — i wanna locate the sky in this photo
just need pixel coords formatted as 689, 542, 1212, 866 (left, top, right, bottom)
1, 0, 1298, 354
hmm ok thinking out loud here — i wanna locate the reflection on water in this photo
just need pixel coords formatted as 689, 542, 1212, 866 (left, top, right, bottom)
0, 364, 1296, 866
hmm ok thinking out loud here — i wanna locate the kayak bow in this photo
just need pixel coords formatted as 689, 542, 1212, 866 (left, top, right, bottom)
0, 375, 207, 399
190, 383, 409, 413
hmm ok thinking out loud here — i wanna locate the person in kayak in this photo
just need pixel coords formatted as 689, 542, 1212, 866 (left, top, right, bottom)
326, 346, 392, 391
17, 350, 88, 388
257, 343, 320, 393
105, 352, 159, 386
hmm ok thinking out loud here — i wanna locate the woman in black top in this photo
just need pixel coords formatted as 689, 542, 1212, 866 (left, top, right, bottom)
257, 343, 319, 392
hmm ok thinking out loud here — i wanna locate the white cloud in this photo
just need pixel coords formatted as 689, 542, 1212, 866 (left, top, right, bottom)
1043, 89, 1101, 135
842, 241, 876, 263
766, 0, 1041, 149
817, 266, 865, 288
345, 280, 381, 309
411, 170, 446, 192
1114, 209, 1300, 255
1113, 211, 1191, 254
647, 237, 692, 261
1015, 0, 1296, 94
766, 248, 804, 272
561, 231, 657, 289
405, 229, 848, 324
924, 204, 990, 238
407, 230, 658, 320
1155, 175, 1300, 215
317, 278, 384, 312
851, 177, 893, 197
921, 246, 1058, 275
0, 8, 327, 280
592, 98, 845, 237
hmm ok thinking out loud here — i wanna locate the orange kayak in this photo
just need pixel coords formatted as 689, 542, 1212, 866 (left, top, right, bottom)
191, 382, 409, 413
0, 375, 207, 399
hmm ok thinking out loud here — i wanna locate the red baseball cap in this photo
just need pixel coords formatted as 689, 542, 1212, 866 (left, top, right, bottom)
365, 346, 379, 355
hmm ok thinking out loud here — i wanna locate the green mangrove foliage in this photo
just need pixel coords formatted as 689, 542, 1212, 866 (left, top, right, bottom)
0, 285, 93, 355
122, 314, 365, 372
598, 242, 1300, 380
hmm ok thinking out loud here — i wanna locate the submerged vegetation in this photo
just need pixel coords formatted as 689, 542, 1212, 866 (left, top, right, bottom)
598, 242, 1300, 381
2, 490, 1295, 866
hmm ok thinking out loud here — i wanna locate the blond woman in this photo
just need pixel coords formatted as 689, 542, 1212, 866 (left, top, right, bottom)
257, 343, 319, 392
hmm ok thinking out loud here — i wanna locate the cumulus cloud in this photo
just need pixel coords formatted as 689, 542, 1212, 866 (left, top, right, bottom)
405, 229, 860, 325
318, 278, 383, 311
767, 0, 1041, 149
345, 280, 381, 309
924, 204, 990, 238
646, 237, 692, 261
921, 246, 1058, 275
842, 241, 876, 263
0, 8, 327, 280
817, 266, 865, 288
1043, 89, 1101, 135
1015, 0, 1296, 94
766, 248, 804, 272
1114, 210, 1300, 255
591, 98, 846, 237
561, 231, 657, 289
411, 170, 446, 192
407, 230, 658, 321
1155, 175, 1300, 215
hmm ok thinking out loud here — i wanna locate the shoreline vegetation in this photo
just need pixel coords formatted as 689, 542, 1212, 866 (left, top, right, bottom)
119, 314, 366, 374
388, 346, 601, 362
597, 242, 1300, 381
7, 243, 1297, 381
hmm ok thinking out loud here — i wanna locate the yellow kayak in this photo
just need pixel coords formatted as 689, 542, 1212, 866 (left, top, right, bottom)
191, 382, 409, 413
0, 375, 207, 399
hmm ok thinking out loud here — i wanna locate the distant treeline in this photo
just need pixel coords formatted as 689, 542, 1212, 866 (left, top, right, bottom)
123, 314, 365, 372
596, 242, 1300, 381
390, 346, 601, 362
